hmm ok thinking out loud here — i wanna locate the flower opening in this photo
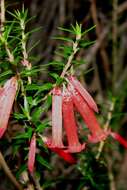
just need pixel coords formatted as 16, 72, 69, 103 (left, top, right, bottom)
44, 138, 76, 164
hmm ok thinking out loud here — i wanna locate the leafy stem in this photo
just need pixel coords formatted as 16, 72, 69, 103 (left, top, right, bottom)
60, 24, 82, 78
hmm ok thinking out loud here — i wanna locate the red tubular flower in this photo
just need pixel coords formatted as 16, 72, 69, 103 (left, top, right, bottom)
68, 75, 98, 113
51, 87, 64, 148
44, 138, 76, 164
110, 132, 127, 148
62, 89, 85, 153
68, 84, 108, 143
0, 77, 17, 138
28, 133, 36, 173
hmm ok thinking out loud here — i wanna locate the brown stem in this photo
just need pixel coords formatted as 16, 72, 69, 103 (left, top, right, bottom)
96, 101, 115, 159
0, 0, 5, 34
90, 0, 110, 79
0, 151, 23, 190
117, 1, 127, 14
112, 0, 118, 90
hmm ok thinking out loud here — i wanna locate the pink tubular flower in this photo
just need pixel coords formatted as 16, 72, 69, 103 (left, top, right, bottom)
28, 133, 36, 173
62, 89, 85, 153
68, 84, 108, 143
51, 87, 64, 148
68, 75, 98, 113
110, 132, 127, 148
44, 138, 76, 164
0, 77, 17, 138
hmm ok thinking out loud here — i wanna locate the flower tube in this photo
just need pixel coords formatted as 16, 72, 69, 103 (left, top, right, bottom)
68, 75, 98, 113
110, 132, 127, 148
51, 87, 64, 148
62, 89, 85, 152
0, 77, 17, 138
28, 133, 36, 173
68, 84, 108, 143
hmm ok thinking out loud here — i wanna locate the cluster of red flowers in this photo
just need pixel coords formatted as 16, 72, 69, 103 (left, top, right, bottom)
42, 75, 127, 167
0, 76, 127, 174
49, 75, 109, 153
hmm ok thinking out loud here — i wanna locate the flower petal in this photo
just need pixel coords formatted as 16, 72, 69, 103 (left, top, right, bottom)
51, 87, 64, 148
68, 75, 98, 112
68, 84, 108, 143
0, 77, 17, 138
28, 133, 36, 173
62, 89, 85, 153
45, 138, 76, 164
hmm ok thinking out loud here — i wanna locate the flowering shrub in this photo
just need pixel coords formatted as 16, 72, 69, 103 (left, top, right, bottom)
0, 4, 127, 190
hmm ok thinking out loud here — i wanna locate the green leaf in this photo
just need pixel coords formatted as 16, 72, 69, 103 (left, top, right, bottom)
80, 40, 96, 48
36, 154, 52, 170
49, 73, 59, 80
24, 96, 30, 114
27, 40, 40, 54
20, 103, 31, 120
40, 61, 64, 68
16, 164, 27, 179
26, 83, 52, 91
13, 113, 26, 119
0, 70, 13, 78
31, 107, 42, 122
72, 59, 87, 66
14, 128, 33, 139
58, 26, 74, 34
41, 95, 52, 113
56, 77, 64, 86
82, 25, 96, 36
71, 22, 82, 35
26, 27, 42, 37
52, 36, 73, 43
27, 96, 42, 107
35, 119, 50, 132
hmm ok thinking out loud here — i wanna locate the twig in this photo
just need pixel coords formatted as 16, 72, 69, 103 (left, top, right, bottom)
0, 0, 5, 34
60, 33, 81, 78
96, 101, 115, 159
78, 26, 109, 72
106, 155, 116, 190
90, 0, 110, 79
0, 151, 23, 190
20, 11, 32, 84
31, 174, 43, 190
117, 1, 127, 14
112, 0, 118, 89
0, 0, 15, 64
59, 0, 65, 25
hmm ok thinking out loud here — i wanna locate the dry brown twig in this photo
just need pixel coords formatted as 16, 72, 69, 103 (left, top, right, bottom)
117, 1, 127, 14
96, 100, 115, 160
90, 0, 110, 79
0, 151, 23, 190
112, 0, 118, 90
106, 155, 116, 190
